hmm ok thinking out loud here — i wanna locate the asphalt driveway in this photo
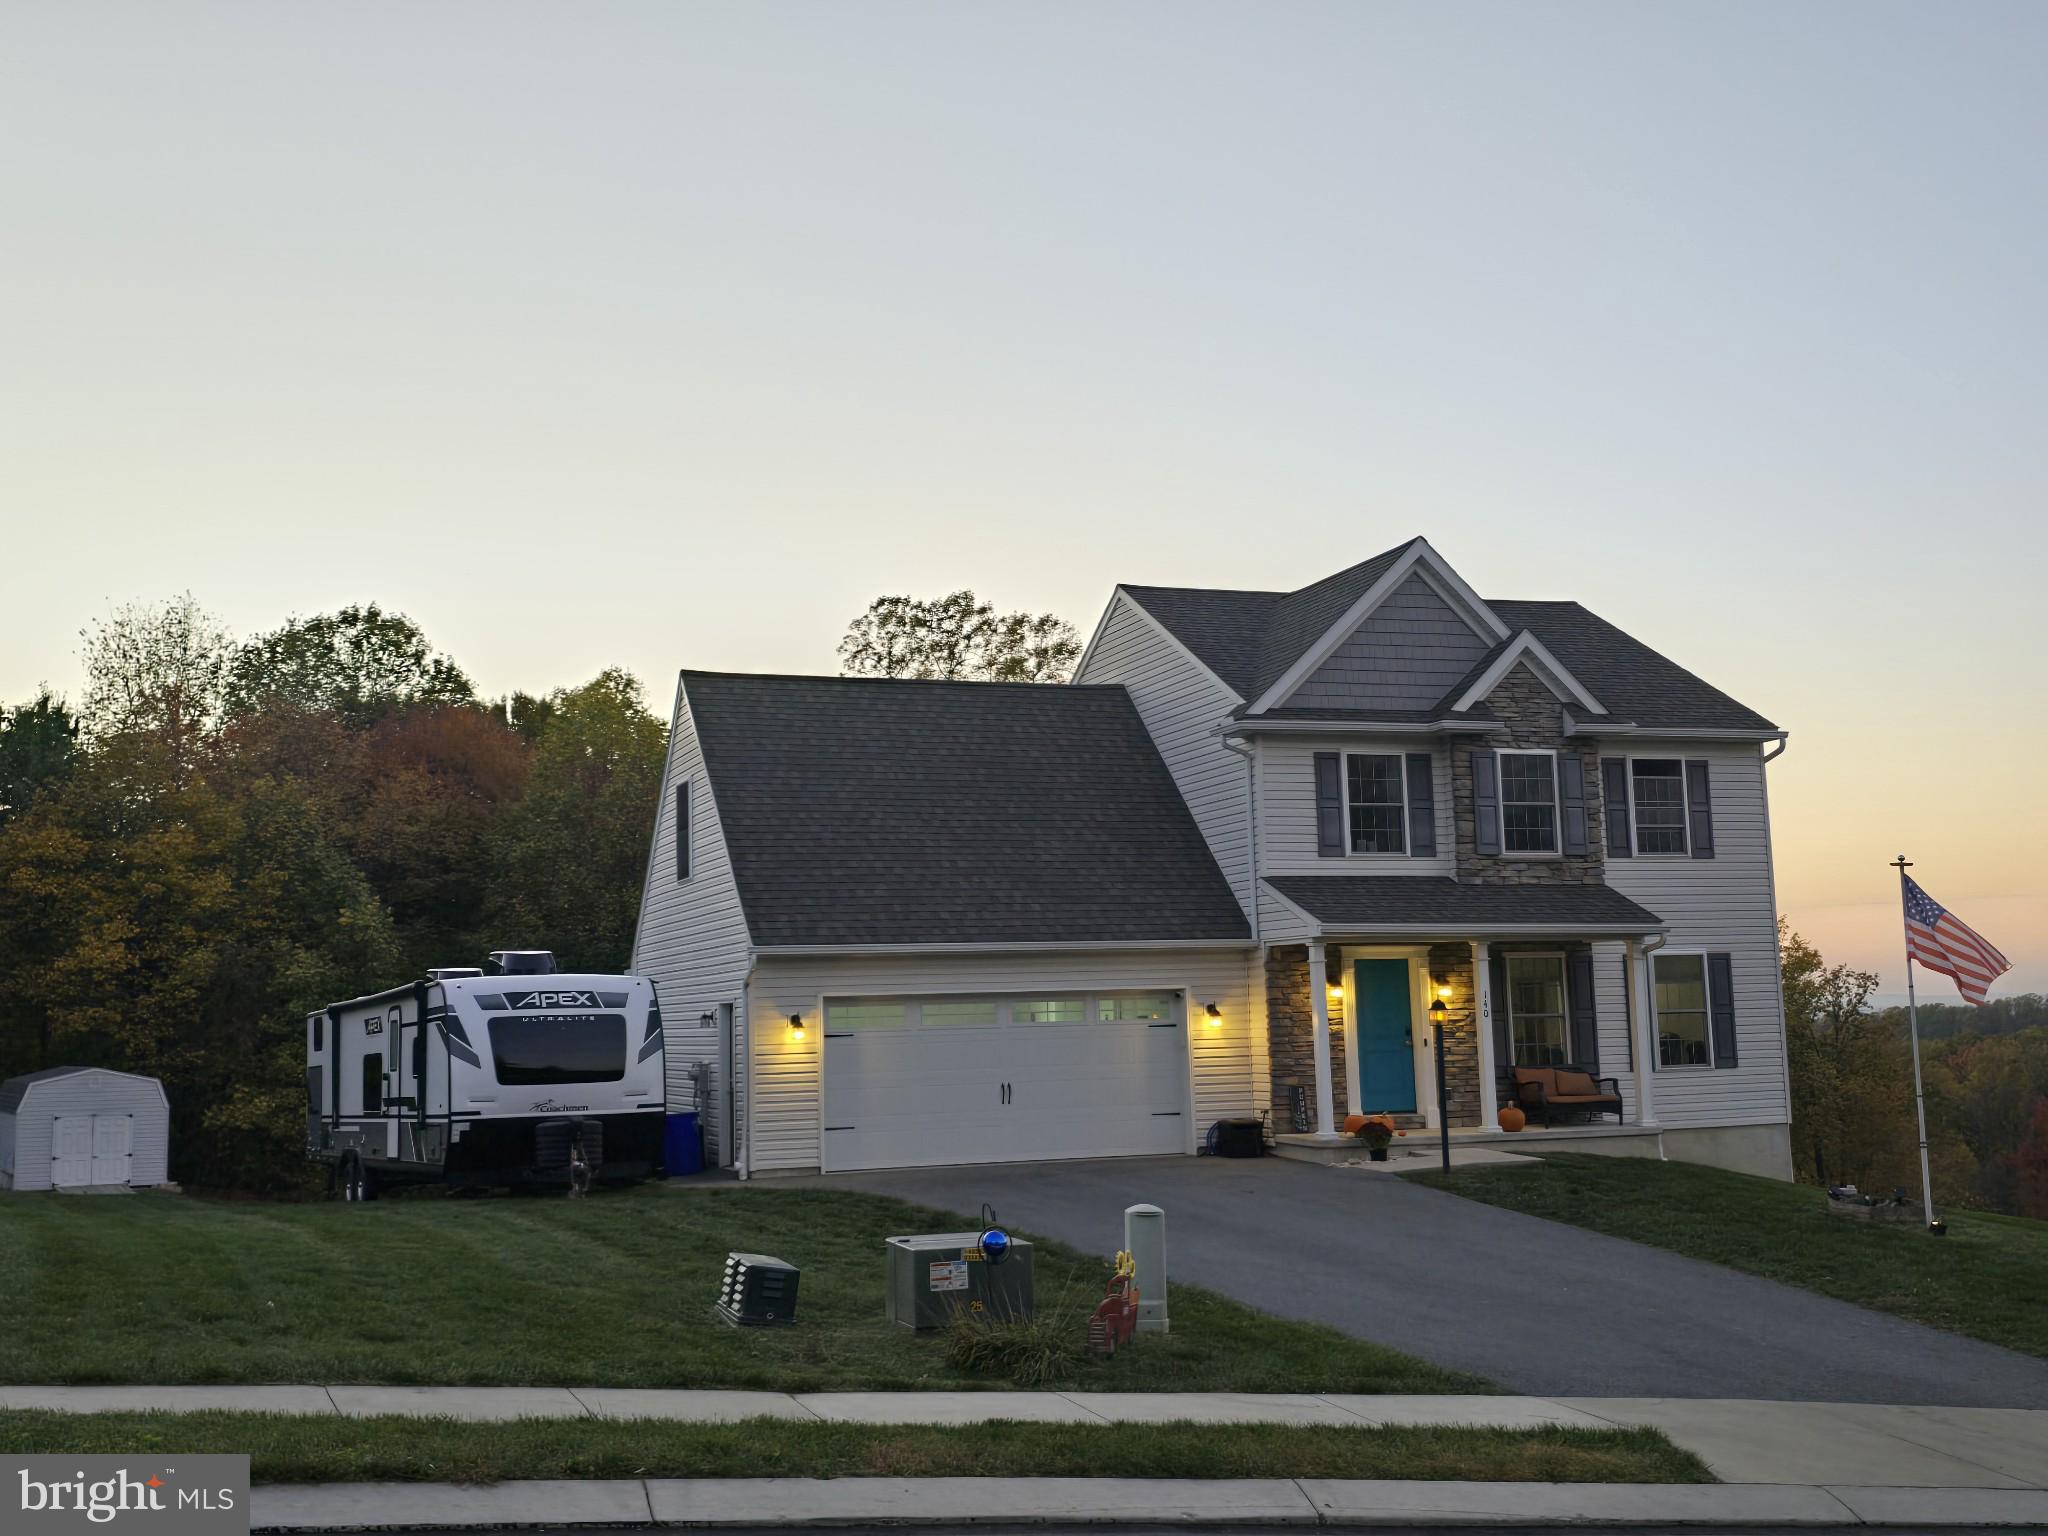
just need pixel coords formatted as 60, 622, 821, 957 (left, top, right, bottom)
814, 1156, 2048, 1407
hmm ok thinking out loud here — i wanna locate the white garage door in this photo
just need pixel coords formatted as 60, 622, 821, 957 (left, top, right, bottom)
821, 991, 1190, 1172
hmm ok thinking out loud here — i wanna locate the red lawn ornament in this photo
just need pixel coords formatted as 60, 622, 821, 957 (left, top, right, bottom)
1087, 1249, 1141, 1356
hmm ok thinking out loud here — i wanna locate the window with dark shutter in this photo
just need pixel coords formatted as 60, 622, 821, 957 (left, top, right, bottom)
1314, 752, 1344, 857
1632, 759, 1688, 855
1685, 761, 1715, 859
675, 780, 692, 881
1601, 757, 1632, 857
1344, 753, 1405, 854
1405, 752, 1436, 857
1708, 951, 1738, 1067
1472, 749, 1502, 856
1566, 948, 1599, 1070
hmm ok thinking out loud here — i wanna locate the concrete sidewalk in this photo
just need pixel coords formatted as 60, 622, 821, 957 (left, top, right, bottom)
246, 1475, 2048, 1530
6, 1387, 2048, 1491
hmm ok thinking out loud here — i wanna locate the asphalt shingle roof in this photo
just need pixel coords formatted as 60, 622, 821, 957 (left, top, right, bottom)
1265, 876, 1664, 931
0, 1065, 95, 1115
1119, 558, 1776, 733
683, 672, 1252, 949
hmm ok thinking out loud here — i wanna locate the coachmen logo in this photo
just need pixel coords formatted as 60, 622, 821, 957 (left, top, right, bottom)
7, 1455, 248, 1534
509, 990, 598, 1009
531, 1100, 590, 1113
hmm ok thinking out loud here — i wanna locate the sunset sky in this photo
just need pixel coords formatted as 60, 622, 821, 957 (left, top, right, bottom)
5, 3, 2042, 997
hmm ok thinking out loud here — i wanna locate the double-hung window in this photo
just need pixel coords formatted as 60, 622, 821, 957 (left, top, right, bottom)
1651, 953, 1711, 1066
1631, 759, 1688, 855
1500, 750, 1558, 854
1505, 954, 1570, 1065
1344, 753, 1406, 854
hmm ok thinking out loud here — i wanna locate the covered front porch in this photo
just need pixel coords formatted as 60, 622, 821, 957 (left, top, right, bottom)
1259, 876, 1669, 1146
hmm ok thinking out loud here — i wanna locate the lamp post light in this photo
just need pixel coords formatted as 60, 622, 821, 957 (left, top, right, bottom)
1429, 990, 1451, 1171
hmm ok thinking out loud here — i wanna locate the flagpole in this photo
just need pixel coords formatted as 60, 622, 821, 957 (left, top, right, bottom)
1893, 855, 1943, 1236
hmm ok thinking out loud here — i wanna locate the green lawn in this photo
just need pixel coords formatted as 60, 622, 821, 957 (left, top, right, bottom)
0, 1186, 1484, 1393
0, 1410, 1708, 1484
1410, 1154, 2048, 1358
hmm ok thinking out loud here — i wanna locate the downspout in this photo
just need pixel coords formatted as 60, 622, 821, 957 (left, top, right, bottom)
738, 950, 756, 1181
1759, 732, 1792, 1130
1221, 733, 1260, 945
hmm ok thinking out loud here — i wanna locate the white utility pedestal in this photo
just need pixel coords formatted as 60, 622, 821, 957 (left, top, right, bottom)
1125, 1203, 1168, 1333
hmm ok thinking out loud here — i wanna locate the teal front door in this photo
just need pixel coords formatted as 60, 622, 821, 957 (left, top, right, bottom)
1352, 959, 1417, 1113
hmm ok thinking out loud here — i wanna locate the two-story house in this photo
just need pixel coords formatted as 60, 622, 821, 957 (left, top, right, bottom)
632, 537, 1793, 1180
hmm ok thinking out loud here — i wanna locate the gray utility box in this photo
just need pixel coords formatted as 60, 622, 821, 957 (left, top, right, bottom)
884, 1231, 1035, 1329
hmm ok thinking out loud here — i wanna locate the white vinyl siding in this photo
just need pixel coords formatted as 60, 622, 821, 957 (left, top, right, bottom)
1073, 593, 1254, 920
1605, 742, 1788, 1129
745, 946, 1260, 1173
630, 676, 751, 1163
0, 1070, 170, 1192
1259, 736, 1453, 876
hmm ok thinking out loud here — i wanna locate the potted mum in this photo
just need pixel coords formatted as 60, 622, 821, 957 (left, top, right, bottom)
1353, 1115, 1396, 1162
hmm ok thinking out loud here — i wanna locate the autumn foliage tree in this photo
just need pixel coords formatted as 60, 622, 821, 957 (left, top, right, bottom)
0, 597, 667, 1192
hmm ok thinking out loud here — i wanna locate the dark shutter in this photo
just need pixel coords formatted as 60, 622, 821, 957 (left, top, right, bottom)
1559, 755, 1589, 857
1619, 949, 1635, 1071
1472, 749, 1501, 856
1488, 949, 1511, 1069
1314, 752, 1345, 856
1405, 752, 1436, 858
675, 780, 692, 881
1686, 760, 1715, 859
1567, 948, 1599, 1070
1601, 757, 1632, 857
1708, 951, 1738, 1067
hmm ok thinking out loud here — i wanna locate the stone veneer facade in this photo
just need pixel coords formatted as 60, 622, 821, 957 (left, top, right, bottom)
1265, 941, 1484, 1128
1265, 661, 1635, 1131
1451, 662, 1610, 883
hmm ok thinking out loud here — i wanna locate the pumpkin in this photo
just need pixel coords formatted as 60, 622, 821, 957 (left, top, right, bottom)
1498, 1104, 1527, 1133
1342, 1113, 1369, 1134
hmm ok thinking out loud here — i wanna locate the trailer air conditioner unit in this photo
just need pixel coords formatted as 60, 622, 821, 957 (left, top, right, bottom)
884, 1232, 1035, 1329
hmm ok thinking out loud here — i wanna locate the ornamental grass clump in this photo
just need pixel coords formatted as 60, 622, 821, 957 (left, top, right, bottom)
944, 1297, 1083, 1387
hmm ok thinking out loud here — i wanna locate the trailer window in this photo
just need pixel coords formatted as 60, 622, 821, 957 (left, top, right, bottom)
487, 1014, 627, 1084
362, 1054, 383, 1114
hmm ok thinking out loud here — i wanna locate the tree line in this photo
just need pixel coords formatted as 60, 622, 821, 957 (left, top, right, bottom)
1784, 925, 2048, 1218
0, 598, 667, 1191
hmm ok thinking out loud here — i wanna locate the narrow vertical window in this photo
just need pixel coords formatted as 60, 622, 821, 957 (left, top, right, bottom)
675, 779, 692, 881
1344, 753, 1406, 854
1499, 751, 1558, 854
1630, 759, 1688, 855
1652, 953, 1711, 1066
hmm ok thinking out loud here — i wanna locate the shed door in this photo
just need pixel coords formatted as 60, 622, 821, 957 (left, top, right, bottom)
92, 1115, 134, 1184
51, 1116, 94, 1186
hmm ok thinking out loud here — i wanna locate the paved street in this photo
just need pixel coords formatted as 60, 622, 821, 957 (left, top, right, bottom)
814, 1155, 2048, 1408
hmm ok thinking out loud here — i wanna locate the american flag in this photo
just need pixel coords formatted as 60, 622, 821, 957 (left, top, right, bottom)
1903, 876, 2011, 1006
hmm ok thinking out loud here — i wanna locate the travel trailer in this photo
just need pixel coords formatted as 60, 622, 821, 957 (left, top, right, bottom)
307, 950, 665, 1198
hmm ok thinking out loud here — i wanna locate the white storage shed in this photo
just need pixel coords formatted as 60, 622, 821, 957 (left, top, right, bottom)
0, 1067, 170, 1191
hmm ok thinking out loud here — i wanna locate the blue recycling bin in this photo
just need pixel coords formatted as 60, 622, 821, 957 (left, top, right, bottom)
663, 1111, 704, 1176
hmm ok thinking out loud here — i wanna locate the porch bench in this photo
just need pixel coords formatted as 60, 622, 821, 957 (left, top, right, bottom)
1509, 1066, 1624, 1127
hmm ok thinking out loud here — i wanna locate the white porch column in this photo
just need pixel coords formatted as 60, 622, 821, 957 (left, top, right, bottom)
1474, 940, 1500, 1131
1629, 938, 1660, 1126
1306, 943, 1337, 1137
1337, 955, 1363, 1121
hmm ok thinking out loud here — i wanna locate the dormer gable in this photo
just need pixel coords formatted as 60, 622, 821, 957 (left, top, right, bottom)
1281, 569, 1498, 715
1444, 630, 1607, 719
1247, 537, 1509, 715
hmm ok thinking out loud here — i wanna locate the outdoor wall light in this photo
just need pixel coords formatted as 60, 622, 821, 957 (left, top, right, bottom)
787, 1013, 806, 1042
1203, 1002, 1222, 1026
1432, 974, 1452, 1000
1429, 995, 1449, 1027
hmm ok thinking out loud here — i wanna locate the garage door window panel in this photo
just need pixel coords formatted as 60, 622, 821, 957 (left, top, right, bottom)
1097, 992, 1179, 1022
1014, 998, 1087, 1024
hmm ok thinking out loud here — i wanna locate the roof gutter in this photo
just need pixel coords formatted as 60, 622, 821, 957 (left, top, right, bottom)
752, 938, 1257, 958
1566, 721, 1788, 744
1219, 718, 1504, 737
1299, 921, 1670, 940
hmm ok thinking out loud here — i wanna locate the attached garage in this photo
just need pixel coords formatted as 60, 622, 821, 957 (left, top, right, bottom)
821, 989, 1191, 1171
0, 1066, 171, 1192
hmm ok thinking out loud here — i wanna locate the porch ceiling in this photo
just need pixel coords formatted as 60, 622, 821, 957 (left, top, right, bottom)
1262, 875, 1663, 936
